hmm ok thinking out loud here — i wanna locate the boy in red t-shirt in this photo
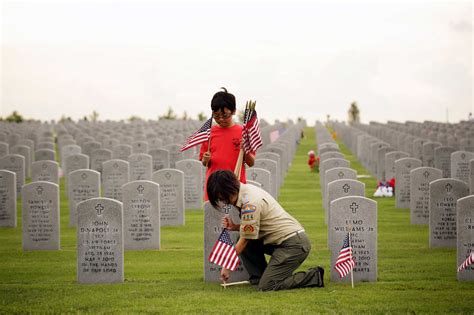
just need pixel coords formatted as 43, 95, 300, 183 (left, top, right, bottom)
200, 88, 255, 200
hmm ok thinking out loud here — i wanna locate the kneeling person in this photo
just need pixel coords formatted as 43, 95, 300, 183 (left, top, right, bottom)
207, 170, 324, 291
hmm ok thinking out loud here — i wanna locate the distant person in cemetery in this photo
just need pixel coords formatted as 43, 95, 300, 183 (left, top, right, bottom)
207, 170, 325, 291
307, 150, 319, 172
200, 88, 255, 200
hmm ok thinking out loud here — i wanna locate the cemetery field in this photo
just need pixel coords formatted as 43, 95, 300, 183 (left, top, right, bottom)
1, 127, 473, 314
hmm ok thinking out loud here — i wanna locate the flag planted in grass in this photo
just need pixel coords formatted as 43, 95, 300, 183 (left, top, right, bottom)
180, 117, 212, 151
208, 229, 240, 271
457, 252, 474, 272
335, 232, 355, 278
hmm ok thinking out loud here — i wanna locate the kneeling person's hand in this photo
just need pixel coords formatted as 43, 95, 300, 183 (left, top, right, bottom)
220, 268, 231, 283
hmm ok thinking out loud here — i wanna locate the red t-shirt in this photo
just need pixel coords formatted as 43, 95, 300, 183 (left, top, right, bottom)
200, 124, 248, 200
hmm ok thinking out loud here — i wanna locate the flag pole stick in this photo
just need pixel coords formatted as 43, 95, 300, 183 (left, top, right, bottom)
234, 102, 250, 179
348, 228, 354, 288
223, 227, 228, 289
221, 280, 250, 287
207, 115, 213, 159
234, 149, 244, 179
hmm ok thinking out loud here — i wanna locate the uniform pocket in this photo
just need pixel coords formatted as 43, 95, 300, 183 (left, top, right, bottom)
299, 233, 311, 254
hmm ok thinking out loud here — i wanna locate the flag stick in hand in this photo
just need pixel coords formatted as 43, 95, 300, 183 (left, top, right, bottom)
234, 101, 249, 178
234, 100, 257, 179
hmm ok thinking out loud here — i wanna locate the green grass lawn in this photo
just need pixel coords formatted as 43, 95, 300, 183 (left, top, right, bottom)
0, 127, 473, 314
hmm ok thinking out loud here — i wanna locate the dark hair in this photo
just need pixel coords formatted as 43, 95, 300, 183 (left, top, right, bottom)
211, 87, 236, 112
207, 170, 240, 208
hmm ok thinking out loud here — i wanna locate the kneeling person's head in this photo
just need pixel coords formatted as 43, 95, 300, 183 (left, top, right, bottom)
207, 170, 240, 209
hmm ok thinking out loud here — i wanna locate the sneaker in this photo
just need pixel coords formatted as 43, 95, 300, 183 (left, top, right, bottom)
317, 266, 324, 287
307, 266, 324, 288
249, 277, 260, 286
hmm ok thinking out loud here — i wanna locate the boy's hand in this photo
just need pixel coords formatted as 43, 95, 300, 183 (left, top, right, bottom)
222, 215, 237, 230
220, 268, 231, 282
202, 151, 211, 167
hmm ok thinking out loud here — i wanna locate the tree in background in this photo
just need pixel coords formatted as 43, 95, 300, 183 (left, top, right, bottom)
89, 110, 99, 122
348, 101, 360, 125
181, 111, 188, 120
5, 111, 23, 123
197, 112, 206, 121
128, 115, 142, 122
159, 107, 177, 120
59, 115, 73, 123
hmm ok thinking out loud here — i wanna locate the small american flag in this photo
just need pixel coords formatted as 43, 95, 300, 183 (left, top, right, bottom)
242, 109, 263, 154
208, 229, 240, 271
334, 232, 355, 278
180, 118, 212, 152
457, 252, 474, 272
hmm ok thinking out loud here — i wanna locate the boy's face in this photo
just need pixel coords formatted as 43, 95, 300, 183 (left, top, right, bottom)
212, 108, 234, 128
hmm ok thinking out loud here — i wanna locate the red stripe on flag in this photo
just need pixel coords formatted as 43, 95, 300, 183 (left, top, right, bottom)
458, 252, 474, 272
181, 118, 212, 151
208, 229, 240, 272
334, 233, 355, 278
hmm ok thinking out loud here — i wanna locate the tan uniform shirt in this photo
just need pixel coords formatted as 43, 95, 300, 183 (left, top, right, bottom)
236, 183, 304, 245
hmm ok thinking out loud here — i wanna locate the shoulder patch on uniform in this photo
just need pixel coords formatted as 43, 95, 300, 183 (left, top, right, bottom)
242, 224, 255, 233
242, 213, 254, 221
242, 193, 250, 205
242, 204, 256, 213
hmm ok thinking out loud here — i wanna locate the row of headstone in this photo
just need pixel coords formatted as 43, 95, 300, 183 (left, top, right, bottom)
0, 117, 296, 197
1, 163, 184, 252
62, 143, 196, 171
21, 177, 164, 245
0, 153, 75, 196
1, 154, 183, 229
69, 166, 186, 227
4, 118, 304, 225
333, 121, 474, 187
65, 156, 202, 207
1, 119, 205, 185
331, 120, 473, 281
20, 179, 162, 284
0, 142, 57, 176
362, 120, 473, 153
242, 124, 305, 199
0, 154, 25, 195
333, 120, 473, 201
315, 123, 377, 283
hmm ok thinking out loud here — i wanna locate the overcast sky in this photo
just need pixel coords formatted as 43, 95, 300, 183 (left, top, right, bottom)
1, 0, 472, 124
